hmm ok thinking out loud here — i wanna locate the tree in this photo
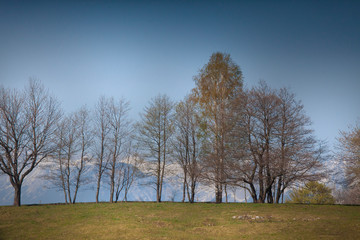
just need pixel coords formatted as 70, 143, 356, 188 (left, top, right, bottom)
44, 107, 92, 204
287, 181, 335, 204
227, 82, 325, 203
114, 142, 143, 202
71, 107, 93, 203
337, 123, 360, 204
93, 96, 111, 203
245, 82, 281, 203
107, 97, 132, 203
43, 116, 68, 203
192, 52, 243, 203
136, 94, 174, 202
173, 95, 201, 203
272, 87, 325, 203
0, 80, 61, 206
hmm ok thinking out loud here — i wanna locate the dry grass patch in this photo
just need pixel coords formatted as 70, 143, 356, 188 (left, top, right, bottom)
0, 202, 359, 239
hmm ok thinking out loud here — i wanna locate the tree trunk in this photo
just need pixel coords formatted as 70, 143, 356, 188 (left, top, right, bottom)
96, 154, 104, 203
224, 184, 228, 203
215, 183, 222, 203
110, 168, 115, 203
191, 183, 196, 203
266, 186, 274, 203
73, 162, 83, 204
258, 163, 265, 203
96, 171, 102, 203
13, 183, 22, 207
275, 178, 282, 204
182, 169, 187, 203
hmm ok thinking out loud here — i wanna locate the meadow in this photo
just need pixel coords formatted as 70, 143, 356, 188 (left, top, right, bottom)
0, 202, 359, 239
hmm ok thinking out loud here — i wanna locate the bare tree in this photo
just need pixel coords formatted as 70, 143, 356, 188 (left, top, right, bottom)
0, 80, 61, 206
93, 96, 111, 203
272, 87, 324, 203
228, 82, 325, 203
114, 142, 143, 202
107, 97, 132, 203
173, 95, 201, 203
43, 118, 69, 203
136, 94, 174, 202
247, 82, 281, 203
45, 107, 92, 204
72, 107, 93, 203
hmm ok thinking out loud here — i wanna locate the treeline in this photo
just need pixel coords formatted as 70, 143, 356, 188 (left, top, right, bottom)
0, 52, 329, 206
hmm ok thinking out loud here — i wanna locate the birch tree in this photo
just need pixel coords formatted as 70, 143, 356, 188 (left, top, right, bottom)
192, 52, 243, 203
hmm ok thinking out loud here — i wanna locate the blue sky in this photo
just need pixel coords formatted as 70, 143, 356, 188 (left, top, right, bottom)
1, 0, 359, 150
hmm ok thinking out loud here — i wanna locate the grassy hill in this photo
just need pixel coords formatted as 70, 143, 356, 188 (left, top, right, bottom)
0, 202, 359, 239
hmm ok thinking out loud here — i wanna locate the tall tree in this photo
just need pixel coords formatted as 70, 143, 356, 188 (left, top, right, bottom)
136, 94, 174, 202
337, 123, 360, 204
93, 96, 111, 203
45, 107, 92, 204
107, 97, 132, 203
273, 87, 324, 203
228, 82, 325, 203
173, 96, 201, 203
192, 52, 243, 203
72, 107, 93, 203
0, 80, 61, 206
44, 117, 68, 203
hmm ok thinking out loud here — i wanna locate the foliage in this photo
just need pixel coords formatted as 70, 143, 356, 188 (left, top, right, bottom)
337, 123, 360, 204
287, 181, 335, 204
192, 52, 243, 203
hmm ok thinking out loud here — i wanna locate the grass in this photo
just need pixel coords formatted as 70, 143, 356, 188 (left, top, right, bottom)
0, 202, 359, 239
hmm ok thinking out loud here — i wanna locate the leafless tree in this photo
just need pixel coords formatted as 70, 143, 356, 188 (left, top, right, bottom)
45, 106, 92, 204
114, 142, 143, 202
173, 95, 201, 203
0, 79, 61, 206
272, 87, 324, 203
72, 107, 93, 203
93, 96, 111, 203
136, 94, 174, 202
107, 97, 132, 203
228, 82, 325, 203
43, 118, 69, 203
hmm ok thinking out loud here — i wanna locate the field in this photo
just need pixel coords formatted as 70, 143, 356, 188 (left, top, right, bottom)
0, 202, 359, 239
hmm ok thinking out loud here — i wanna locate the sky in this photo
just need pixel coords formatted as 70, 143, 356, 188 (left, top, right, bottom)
1, 0, 359, 151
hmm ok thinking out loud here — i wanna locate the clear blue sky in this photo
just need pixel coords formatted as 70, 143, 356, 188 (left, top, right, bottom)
1, 0, 359, 150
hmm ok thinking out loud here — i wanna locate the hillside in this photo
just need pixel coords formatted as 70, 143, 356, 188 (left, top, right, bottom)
0, 202, 359, 239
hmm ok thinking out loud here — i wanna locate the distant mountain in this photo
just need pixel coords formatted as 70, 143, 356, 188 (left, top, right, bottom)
0, 162, 248, 206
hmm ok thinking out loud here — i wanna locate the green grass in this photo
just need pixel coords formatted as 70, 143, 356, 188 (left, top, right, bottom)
0, 202, 359, 239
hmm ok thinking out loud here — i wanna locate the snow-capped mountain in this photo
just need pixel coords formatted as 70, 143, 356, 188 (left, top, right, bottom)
0, 161, 248, 206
